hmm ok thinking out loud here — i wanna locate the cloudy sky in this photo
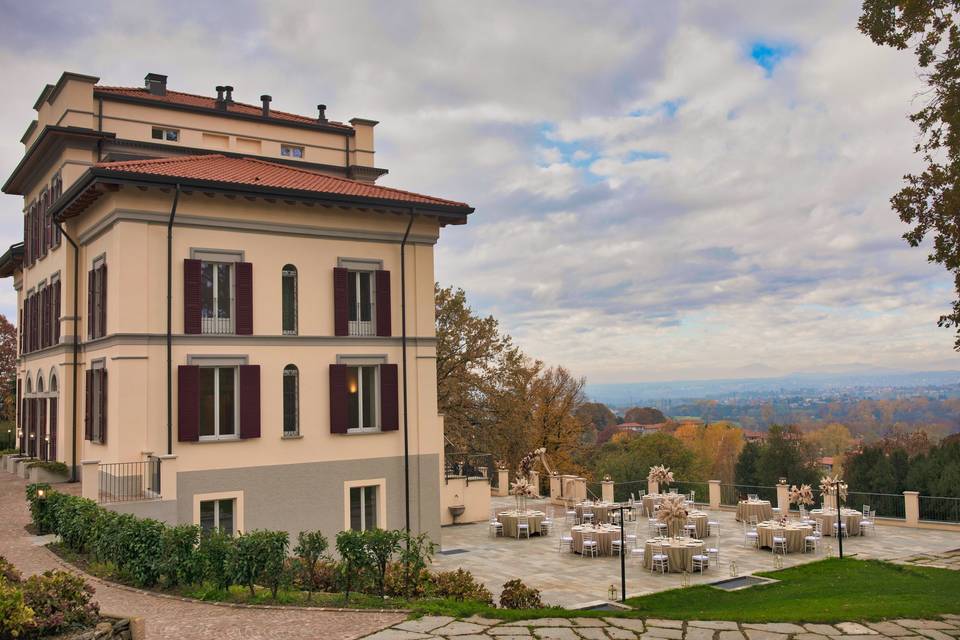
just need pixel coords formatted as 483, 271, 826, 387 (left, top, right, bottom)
0, 1, 956, 384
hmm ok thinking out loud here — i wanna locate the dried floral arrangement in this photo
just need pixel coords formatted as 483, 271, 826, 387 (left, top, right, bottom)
788, 484, 814, 507
647, 465, 674, 486
518, 447, 547, 477
656, 492, 688, 523
819, 475, 848, 502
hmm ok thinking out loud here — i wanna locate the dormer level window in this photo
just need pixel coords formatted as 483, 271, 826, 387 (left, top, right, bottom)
201, 262, 233, 335
281, 144, 304, 158
152, 127, 179, 142
348, 270, 374, 336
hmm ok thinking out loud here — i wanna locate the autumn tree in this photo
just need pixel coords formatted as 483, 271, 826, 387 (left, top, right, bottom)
575, 402, 617, 444
0, 315, 16, 424
859, 1, 960, 348
623, 406, 667, 424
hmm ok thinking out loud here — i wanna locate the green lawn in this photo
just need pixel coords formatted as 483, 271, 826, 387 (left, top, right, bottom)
413, 558, 960, 622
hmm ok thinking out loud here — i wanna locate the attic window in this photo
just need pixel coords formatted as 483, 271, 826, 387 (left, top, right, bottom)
152, 127, 179, 142
281, 144, 304, 158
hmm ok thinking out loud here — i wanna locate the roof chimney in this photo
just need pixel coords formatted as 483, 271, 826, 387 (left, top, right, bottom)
224, 86, 234, 104
215, 86, 226, 110
144, 73, 167, 96
260, 94, 272, 118
317, 104, 327, 123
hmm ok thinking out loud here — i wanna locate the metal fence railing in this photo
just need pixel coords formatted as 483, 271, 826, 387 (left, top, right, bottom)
846, 492, 906, 520
720, 484, 778, 506
919, 495, 960, 523
98, 457, 160, 503
670, 480, 709, 505
444, 452, 493, 480
611, 480, 647, 503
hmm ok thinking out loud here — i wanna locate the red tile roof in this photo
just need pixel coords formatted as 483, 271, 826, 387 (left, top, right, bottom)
94, 155, 471, 209
94, 86, 351, 130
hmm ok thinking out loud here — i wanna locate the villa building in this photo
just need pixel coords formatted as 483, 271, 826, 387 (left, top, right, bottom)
0, 71, 474, 543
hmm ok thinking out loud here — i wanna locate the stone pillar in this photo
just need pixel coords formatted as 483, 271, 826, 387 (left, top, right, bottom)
708, 480, 721, 510
777, 482, 789, 514
496, 469, 509, 497
601, 479, 614, 503
159, 454, 178, 500
129, 616, 146, 640
648, 480, 659, 496
572, 476, 587, 502
549, 474, 562, 503
80, 459, 99, 501
529, 471, 540, 497
904, 491, 920, 527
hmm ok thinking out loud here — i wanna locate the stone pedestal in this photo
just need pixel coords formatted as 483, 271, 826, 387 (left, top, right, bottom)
904, 491, 919, 527
708, 480, 721, 510
495, 469, 509, 497
159, 454, 178, 500
80, 459, 99, 501
549, 474, 562, 503
601, 480, 614, 503
777, 483, 789, 513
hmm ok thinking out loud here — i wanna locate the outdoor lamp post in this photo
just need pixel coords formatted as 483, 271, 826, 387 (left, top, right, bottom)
618, 504, 626, 602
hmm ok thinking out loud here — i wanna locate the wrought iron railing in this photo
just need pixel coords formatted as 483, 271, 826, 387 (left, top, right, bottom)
846, 491, 905, 520
98, 457, 160, 503
919, 495, 960, 523
670, 480, 709, 504
444, 452, 492, 480
720, 483, 778, 506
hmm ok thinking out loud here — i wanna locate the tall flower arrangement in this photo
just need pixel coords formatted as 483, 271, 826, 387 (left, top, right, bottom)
518, 448, 546, 477
647, 465, 674, 489
788, 484, 814, 508
511, 478, 534, 513
819, 475, 848, 505
656, 492, 688, 537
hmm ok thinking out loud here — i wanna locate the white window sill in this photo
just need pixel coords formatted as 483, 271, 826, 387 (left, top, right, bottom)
345, 428, 383, 435
196, 436, 241, 443
281, 433, 302, 440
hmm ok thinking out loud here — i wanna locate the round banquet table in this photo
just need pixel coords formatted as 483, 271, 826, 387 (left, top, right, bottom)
809, 508, 861, 537
736, 500, 773, 523
571, 524, 620, 555
643, 494, 665, 516
686, 511, 710, 539
576, 502, 619, 524
756, 521, 812, 553
497, 510, 545, 538
643, 537, 705, 572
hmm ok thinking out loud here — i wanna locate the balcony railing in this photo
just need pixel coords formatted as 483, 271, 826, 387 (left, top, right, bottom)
920, 495, 960, 523
445, 452, 492, 481
349, 319, 376, 336
202, 315, 235, 335
98, 458, 160, 503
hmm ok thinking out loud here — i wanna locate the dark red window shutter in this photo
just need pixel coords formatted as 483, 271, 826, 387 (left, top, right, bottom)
380, 363, 399, 431
333, 267, 349, 336
23, 213, 29, 266
87, 270, 95, 339
19, 307, 23, 354
41, 287, 49, 348
177, 365, 200, 441
38, 398, 47, 460
99, 264, 107, 338
235, 262, 253, 335
329, 364, 348, 433
84, 370, 93, 440
53, 281, 61, 344
49, 398, 58, 462
375, 270, 392, 337
239, 364, 261, 438
183, 259, 202, 334
99, 368, 107, 445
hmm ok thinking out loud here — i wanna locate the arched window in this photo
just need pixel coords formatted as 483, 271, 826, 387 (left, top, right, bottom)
37, 377, 44, 394
49, 372, 58, 393
282, 265, 297, 335
283, 364, 299, 436
25, 375, 32, 395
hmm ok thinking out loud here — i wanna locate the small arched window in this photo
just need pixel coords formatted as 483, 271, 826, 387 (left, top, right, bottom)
37, 377, 44, 394
49, 373, 58, 393
283, 364, 299, 436
25, 375, 32, 395
282, 265, 297, 335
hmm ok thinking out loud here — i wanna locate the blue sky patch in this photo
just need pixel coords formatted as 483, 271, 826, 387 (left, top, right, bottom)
749, 41, 795, 75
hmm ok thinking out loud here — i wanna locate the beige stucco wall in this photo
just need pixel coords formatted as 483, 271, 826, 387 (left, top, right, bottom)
440, 475, 492, 526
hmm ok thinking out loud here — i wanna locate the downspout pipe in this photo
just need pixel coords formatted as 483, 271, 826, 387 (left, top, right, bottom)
53, 220, 80, 482
166, 185, 181, 455
400, 210, 415, 536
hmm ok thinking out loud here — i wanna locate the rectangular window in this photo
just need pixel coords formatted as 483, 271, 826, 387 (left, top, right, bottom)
198, 367, 238, 439
346, 365, 378, 431
349, 485, 378, 531
88, 260, 107, 340
91, 365, 105, 443
201, 261, 234, 334
199, 498, 235, 536
282, 266, 297, 335
347, 270, 375, 336
283, 366, 299, 435
280, 144, 304, 158
152, 127, 179, 142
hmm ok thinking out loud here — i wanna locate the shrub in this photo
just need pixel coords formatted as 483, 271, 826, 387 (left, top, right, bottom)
384, 561, 431, 598
498, 578, 543, 609
161, 524, 203, 587
57, 496, 101, 553
364, 528, 401, 599
293, 530, 329, 601
0, 556, 22, 584
335, 529, 371, 603
25, 483, 53, 534
227, 530, 288, 598
20, 571, 100, 636
26, 460, 69, 475
432, 569, 494, 604
90, 509, 125, 562
396, 531, 437, 598
0, 577, 34, 639
198, 528, 233, 591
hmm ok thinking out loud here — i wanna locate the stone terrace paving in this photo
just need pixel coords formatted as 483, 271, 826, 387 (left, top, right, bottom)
363, 615, 960, 640
432, 497, 960, 608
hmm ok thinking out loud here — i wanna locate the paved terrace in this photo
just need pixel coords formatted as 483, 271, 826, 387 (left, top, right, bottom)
364, 614, 960, 640
433, 497, 960, 608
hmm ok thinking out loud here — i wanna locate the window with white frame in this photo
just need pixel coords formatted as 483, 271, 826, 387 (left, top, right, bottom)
89, 362, 105, 443
282, 265, 297, 335
152, 127, 179, 142
347, 270, 375, 336
283, 365, 298, 436
198, 366, 237, 439
349, 485, 378, 531
280, 144, 304, 158
346, 365, 378, 431
199, 498, 235, 535
201, 261, 234, 334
